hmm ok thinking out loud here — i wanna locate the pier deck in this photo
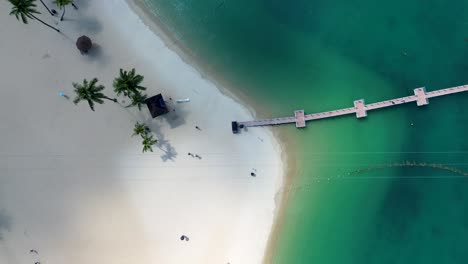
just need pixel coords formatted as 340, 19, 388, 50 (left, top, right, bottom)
231, 84, 468, 133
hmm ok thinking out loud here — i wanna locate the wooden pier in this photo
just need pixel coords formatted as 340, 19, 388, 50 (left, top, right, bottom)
231, 84, 468, 133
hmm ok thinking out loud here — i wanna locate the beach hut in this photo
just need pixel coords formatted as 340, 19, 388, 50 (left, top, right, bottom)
76, 35, 92, 54
145, 94, 169, 118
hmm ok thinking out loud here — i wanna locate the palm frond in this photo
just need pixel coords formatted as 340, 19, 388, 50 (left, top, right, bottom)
8, 0, 39, 24
94, 84, 105, 93
72, 78, 110, 111
133, 122, 150, 137
93, 96, 104, 104
89, 78, 98, 88
113, 68, 147, 99
141, 134, 157, 153
53, 0, 73, 9
21, 13, 28, 23
87, 100, 95, 111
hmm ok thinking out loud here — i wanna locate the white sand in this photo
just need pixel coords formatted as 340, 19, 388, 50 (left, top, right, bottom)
0, 0, 284, 263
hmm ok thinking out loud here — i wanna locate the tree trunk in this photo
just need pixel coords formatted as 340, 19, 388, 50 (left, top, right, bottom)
30, 14, 60, 33
39, 0, 54, 16
60, 6, 66, 21
103, 96, 118, 103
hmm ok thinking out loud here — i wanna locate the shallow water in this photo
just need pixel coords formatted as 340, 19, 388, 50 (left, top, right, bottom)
143, 0, 468, 262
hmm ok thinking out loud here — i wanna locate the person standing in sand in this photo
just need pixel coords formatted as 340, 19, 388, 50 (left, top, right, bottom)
59, 92, 69, 99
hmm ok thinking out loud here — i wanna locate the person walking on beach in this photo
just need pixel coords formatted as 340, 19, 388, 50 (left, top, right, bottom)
250, 168, 257, 177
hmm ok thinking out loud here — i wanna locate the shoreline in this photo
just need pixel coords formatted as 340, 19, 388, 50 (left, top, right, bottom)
127, 1, 296, 262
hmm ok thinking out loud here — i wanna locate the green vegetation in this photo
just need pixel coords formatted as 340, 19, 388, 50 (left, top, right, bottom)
113, 68, 148, 111
72, 71, 156, 153
72, 78, 117, 111
8, 0, 60, 32
132, 122, 157, 153
113, 68, 147, 97
132, 122, 150, 138
141, 134, 158, 153
126, 92, 148, 110
8, 1, 157, 153
53, 0, 73, 21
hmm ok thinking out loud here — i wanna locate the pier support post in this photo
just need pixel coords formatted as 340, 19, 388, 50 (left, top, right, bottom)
354, 99, 367, 118
414, 87, 429, 106
294, 110, 306, 128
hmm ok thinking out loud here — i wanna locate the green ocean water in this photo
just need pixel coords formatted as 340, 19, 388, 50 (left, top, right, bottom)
143, 0, 468, 263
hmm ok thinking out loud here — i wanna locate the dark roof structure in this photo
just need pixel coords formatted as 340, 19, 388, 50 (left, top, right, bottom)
145, 94, 169, 118
76, 35, 92, 54
231, 121, 239, 134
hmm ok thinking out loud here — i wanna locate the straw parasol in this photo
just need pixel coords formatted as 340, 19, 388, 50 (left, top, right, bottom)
76, 35, 93, 54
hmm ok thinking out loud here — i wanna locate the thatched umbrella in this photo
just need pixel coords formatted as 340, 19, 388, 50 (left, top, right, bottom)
76, 35, 92, 54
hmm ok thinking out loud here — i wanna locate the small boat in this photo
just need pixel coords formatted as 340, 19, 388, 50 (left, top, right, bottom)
176, 98, 190, 103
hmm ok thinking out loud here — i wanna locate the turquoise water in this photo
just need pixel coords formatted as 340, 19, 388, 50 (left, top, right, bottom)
143, 0, 468, 262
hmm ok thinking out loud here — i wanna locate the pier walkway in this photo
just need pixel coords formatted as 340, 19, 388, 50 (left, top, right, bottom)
231, 84, 468, 133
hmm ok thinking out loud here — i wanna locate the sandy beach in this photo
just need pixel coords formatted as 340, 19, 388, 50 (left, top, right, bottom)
0, 0, 284, 263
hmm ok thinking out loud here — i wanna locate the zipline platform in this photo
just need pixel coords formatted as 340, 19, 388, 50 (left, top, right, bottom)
231, 84, 468, 133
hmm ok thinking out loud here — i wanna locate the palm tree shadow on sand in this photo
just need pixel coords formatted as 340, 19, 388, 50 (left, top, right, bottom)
146, 116, 178, 162
158, 101, 188, 129
0, 209, 12, 240
126, 107, 179, 162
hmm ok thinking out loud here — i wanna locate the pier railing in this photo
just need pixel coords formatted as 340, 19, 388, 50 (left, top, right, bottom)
231, 84, 468, 133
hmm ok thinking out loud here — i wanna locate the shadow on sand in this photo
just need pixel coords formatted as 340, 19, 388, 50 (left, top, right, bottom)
0, 209, 12, 240
120, 103, 186, 162
70, 16, 103, 35
84, 43, 111, 65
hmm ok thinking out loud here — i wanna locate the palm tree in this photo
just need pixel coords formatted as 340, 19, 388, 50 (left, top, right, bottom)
53, 0, 72, 21
113, 68, 147, 97
8, 0, 60, 32
132, 122, 150, 138
126, 92, 148, 111
141, 134, 157, 153
73, 78, 117, 111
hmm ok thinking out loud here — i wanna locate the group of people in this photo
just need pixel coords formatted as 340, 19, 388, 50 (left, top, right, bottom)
187, 152, 202, 159
187, 125, 203, 158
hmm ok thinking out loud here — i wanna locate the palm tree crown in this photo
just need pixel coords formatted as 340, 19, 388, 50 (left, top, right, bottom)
113, 68, 146, 97
53, 0, 73, 21
73, 78, 116, 111
8, 0, 60, 32
126, 92, 148, 111
133, 122, 150, 138
53, 0, 73, 9
142, 134, 158, 153
8, 0, 40, 24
